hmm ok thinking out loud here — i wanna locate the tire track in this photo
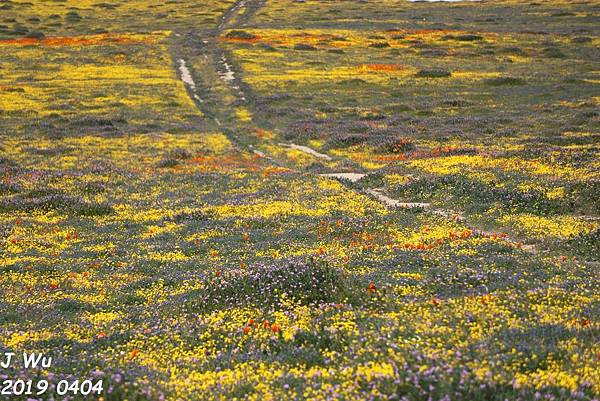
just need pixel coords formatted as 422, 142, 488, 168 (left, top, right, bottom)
171, 0, 544, 256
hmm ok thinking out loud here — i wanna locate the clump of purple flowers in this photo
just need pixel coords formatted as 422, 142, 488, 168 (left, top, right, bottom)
188, 258, 356, 311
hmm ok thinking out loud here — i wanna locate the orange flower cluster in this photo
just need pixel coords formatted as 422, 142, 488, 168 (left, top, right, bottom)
262, 166, 291, 177
359, 64, 406, 72
448, 229, 473, 241
65, 231, 79, 241
394, 228, 479, 252
0, 34, 155, 47
570, 318, 591, 328
401, 243, 435, 251
349, 231, 379, 251
129, 349, 139, 359
243, 319, 280, 334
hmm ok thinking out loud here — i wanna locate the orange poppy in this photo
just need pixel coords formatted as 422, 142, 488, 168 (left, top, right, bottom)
129, 349, 139, 359
460, 229, 472, 239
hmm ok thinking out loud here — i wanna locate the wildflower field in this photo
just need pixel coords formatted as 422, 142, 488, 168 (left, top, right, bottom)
0, 0, 599, 400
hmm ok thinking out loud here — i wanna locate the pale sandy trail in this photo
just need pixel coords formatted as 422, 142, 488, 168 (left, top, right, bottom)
178, 59, 203, 104
320, 173, 366, 183
173, 0, 541, 256
278, 143, 333, 161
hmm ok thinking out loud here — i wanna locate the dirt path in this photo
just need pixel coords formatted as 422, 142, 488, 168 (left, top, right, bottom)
217, 0, 266, 32
169, 0, 545, 256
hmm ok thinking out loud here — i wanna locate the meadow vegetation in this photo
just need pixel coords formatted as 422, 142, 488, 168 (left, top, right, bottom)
0, 0, 598, 400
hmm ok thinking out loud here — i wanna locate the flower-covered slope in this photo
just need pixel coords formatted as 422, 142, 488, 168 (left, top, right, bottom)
0, 1, 599, 400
